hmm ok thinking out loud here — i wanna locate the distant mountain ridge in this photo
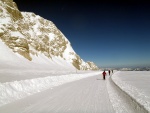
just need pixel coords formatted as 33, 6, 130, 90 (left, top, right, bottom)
119, 67, 150, 71
0, 0, 98, 70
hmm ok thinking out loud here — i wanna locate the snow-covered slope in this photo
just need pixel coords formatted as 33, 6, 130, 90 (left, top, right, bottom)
0, 0, 98, 70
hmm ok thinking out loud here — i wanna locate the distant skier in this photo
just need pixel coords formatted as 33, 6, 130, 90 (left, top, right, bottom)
112, 70, 113, 73
102, 71, 106, 80
108, 70, 111, 75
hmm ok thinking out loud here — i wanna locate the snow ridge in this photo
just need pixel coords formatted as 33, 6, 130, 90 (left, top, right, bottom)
0, 71, 101, 107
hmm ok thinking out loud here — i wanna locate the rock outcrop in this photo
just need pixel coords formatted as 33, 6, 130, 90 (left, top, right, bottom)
0, 0, 99, 70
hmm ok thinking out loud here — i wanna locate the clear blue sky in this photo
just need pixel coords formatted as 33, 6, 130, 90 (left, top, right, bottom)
14, 0, 150, 68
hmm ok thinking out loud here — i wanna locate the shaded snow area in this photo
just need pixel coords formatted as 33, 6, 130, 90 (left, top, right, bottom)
0, 41, 76, 71
112, 71, 150, 113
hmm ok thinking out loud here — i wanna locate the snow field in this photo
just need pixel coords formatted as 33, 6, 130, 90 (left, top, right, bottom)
0, 71, 102, 107
111, 71, 150, 113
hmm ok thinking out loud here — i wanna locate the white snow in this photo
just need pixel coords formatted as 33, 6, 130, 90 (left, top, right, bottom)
0, 3, 12, 25
0, 41, 25, 62
112, 71, 150, 112
0, 38, 104, 109
0, 29, 4, 34
2, 70, 149, 113
48, 33, 55, 40
0, 74, 115, 113
0, 17, 11, 24
0, 38, 75, 70
10, 31, 25, 39
63, 42, 76, 62
0, 71, 102, 107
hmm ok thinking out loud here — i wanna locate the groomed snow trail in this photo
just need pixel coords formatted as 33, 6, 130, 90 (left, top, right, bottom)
0, 75, 115, 113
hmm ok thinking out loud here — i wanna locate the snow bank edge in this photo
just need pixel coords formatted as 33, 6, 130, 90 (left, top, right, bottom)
111, 71, 150, 113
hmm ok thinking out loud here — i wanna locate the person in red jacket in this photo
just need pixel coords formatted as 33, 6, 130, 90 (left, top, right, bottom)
102, 70, 106, 80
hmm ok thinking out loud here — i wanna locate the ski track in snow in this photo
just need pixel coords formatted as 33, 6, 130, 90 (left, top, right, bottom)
0, 71, 101, 107
0, 71, 150, 113
0, 74, 115, 113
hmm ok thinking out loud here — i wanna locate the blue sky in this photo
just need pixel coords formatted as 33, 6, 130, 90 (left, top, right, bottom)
14, 0, 150, 68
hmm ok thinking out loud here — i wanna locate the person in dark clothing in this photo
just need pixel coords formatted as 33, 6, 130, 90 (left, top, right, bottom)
102, 71, 106, 80
108, 70, 111, 75
112, 70, 113, 73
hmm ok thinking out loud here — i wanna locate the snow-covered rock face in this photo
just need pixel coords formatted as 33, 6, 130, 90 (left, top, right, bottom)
0, 0, 98, 70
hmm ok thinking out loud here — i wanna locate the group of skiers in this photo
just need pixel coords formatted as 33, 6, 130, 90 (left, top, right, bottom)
102, 70, 113, 80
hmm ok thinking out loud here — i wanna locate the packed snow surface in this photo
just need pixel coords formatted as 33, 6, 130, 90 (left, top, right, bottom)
0, 69, 150, 113
0, 73, 116, 113
0, 71, 101, 107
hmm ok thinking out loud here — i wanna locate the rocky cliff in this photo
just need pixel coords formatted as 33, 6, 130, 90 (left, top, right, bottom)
0, 0, 99, 70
